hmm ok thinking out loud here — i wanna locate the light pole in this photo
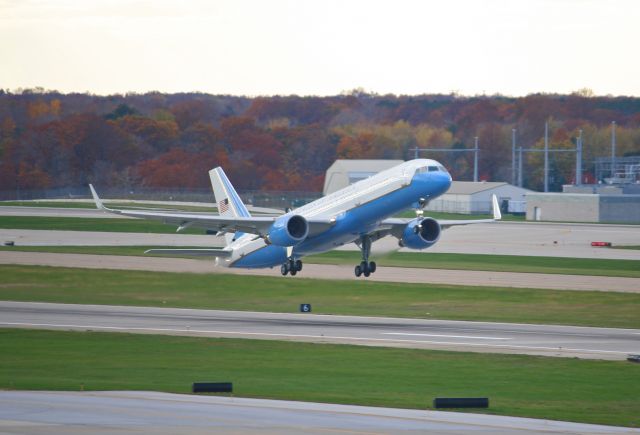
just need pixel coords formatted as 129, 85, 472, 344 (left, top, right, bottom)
611, 121, 616, 180
576, 130, 583, 186
544, 122, 549, 192
511, 129, 516, 185
473, 136, 479, 182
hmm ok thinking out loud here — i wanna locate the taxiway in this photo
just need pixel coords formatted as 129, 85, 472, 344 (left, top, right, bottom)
2, 391, 637, 435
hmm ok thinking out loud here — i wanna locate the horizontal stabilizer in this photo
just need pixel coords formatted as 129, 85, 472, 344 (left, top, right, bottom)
144, 248, 233, 258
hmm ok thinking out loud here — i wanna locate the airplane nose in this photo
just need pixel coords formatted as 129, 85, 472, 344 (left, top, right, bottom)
433, 171, 451, 193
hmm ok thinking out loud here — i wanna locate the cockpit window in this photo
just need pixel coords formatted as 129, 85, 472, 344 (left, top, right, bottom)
416, 165, 447, 174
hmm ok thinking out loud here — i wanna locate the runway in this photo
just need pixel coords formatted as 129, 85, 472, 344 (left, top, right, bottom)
2, 391, 636, 435
355, 222, 640, 260
1, 250, 638, 292
2, 301, 638, 360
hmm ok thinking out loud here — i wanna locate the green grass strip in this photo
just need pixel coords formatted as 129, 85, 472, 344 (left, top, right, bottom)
306, 251, 640, 278
0, 329, 638, 427
1, 265, 639, 328
2, 245, 638, 278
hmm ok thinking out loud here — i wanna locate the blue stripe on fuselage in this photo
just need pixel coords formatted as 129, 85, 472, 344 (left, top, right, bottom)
231, 171, 451, 268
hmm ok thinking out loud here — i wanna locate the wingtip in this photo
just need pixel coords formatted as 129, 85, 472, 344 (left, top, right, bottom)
492, 194, 502, 220
88, 184, 105, 211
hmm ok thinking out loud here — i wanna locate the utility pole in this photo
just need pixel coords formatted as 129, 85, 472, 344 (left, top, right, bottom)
611, 121, 616, 180
511, 129, 516, 185
518, 146, 523, 187
544, 122, 549, 192
473, 136, 479, 182
576, 129, 583, 186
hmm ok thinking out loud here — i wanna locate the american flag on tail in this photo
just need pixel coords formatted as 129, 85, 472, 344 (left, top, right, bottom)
219, 198, 229, 213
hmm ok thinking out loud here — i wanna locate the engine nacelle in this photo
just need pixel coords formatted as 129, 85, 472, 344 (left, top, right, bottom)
400, 217, 441, 250
266, 214, 309, 246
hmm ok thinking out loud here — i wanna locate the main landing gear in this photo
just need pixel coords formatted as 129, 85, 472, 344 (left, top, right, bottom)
354, 235, 377, 278
281, 258, 303, 276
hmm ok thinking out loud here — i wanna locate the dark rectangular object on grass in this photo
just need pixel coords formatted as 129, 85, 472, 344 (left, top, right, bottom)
433, 397, 489, 408
192, 382, 233, 393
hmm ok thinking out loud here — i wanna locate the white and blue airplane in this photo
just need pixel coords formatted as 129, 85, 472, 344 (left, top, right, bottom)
89, 159, 501, 277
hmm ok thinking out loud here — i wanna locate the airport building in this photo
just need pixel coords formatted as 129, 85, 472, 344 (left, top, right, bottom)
526, 193, 640, 223
323, 160, 404, 195
425, 181, 530, 214
525, 156, 640, 223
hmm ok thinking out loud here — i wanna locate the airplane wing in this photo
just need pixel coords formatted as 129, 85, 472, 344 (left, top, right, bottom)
378, 194, 502, 238
89, 184, 334, 236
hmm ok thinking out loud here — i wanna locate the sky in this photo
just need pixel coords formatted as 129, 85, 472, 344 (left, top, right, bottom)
1, 0, 639, 97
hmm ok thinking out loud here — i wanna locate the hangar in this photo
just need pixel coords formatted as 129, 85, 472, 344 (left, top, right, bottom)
323, 160, 403, 195
425, 181, 530, 214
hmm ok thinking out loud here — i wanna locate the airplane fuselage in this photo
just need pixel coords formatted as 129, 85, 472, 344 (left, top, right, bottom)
223, 159, 452, 268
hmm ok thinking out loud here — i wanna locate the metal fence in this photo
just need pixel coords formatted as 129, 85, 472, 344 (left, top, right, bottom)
0, 187, 322, 210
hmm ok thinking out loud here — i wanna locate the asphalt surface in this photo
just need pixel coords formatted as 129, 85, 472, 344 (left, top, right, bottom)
355, 221, 640, 260
3, 391, 637, 435
0, 228, 226, 247
1, 250, 638, 292
2, 301, 638, 360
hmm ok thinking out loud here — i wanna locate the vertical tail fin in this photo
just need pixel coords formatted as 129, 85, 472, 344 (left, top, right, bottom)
209, 167, 251, 245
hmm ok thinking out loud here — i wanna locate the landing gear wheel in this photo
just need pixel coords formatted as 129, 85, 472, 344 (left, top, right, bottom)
295, 260, 302, 271
281, 263, 289, 276
369, 261, 376, 273
290, 268, 297, 276
355, 265, 362, 277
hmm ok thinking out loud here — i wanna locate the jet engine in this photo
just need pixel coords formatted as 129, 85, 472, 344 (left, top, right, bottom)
265, 214, 309, 246
399, 217, 441, 249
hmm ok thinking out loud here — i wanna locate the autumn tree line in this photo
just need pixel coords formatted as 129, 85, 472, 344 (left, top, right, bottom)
1, 88, 639, 195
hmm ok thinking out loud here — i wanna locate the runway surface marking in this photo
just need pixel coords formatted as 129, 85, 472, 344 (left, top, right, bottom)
382, 332, 510, 340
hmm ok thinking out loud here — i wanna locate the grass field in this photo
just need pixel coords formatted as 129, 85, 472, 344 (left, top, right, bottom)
2, 245, 638, 278
1, 265, 639, 328
1, 329, 638, 427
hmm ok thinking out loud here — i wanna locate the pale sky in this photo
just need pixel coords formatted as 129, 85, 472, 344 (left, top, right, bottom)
1, 0, 639, 97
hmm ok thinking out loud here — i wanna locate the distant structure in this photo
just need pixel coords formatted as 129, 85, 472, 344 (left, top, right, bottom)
323, 160, 403, 195
526, 193, 640, 223
425, 181, 531, 214
528, 155, 640, 224
594, 156, 640, 187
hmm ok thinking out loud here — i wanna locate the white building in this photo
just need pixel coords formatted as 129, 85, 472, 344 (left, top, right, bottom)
426, 181, 531, 214
323, 159, 404, 195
